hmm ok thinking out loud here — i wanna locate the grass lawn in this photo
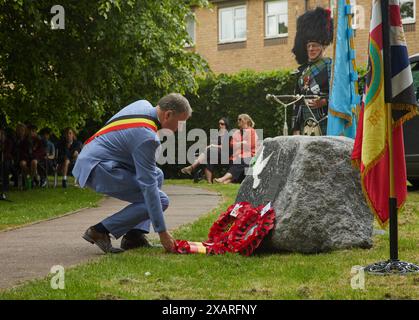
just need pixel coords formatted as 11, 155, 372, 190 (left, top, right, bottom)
0, 179, 418, 299
0, 177, 103, 231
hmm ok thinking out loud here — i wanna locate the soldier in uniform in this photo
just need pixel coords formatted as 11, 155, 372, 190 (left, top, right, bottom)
291, 7, 333, 136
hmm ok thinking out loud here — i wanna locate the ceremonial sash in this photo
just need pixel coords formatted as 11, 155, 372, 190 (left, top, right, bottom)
84, 114, 160, 145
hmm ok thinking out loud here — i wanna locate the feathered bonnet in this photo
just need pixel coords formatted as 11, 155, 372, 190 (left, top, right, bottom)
292, 7, 333, 65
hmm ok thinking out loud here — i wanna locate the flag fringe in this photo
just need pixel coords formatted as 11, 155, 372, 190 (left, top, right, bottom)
359, 133, 389, 226
360, 171, 389, 229
392, 103, 419, 128
329, 108, 354, 127
359, 136, 408, 228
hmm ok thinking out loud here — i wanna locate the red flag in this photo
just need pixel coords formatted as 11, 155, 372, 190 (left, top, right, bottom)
351, 0, 418, 227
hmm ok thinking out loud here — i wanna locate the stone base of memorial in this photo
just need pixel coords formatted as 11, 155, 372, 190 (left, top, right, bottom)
236, 136, 373, 253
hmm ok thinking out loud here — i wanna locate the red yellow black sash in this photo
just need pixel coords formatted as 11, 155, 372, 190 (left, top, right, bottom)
84, 114, 160, 145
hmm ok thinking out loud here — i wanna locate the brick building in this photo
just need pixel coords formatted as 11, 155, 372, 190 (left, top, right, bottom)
187, 0, 419, 73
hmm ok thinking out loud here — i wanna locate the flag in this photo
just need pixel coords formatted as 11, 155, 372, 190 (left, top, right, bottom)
352, 0, 418, 226
328, 0, 360, 138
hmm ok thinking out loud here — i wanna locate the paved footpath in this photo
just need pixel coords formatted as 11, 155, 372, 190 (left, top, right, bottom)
0, 185, 221, 290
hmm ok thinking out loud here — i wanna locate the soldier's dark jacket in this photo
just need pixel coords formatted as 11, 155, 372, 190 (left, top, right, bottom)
292, 57, 332, 134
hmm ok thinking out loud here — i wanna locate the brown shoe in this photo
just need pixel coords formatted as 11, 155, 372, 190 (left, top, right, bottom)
82, 227, 124, 254
120, 231, 152, 250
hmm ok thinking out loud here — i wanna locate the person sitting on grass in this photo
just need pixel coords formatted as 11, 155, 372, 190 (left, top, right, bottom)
180, 117, 232, 183
57, 127, 82, 188
214, 114, 258, 184
39, 127, 56, 187
27, 124, 46, 187
14, 123, 31, 188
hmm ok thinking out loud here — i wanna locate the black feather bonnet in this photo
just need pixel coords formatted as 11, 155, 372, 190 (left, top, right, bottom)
292, 7, 333, 65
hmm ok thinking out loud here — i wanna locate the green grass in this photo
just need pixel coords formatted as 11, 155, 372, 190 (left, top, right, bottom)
0, 177, 103, 231
0, 179, 418, 300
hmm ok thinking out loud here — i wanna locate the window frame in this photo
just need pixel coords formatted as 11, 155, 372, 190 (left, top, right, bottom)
185, 12, 196, 47
400, 0, 416, 24
264, 0, 289, 39
218, 5, 247, 44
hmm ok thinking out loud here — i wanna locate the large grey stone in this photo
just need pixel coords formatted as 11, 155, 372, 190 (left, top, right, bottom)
236, 136, 373, 253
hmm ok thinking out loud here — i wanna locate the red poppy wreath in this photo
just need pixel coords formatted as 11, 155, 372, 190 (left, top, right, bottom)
174, 202, 275, 256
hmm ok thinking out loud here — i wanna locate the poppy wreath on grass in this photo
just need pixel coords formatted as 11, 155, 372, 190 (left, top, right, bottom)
206, 202, 251, 254
227, 204, 276, 256
173, 202, 275, 256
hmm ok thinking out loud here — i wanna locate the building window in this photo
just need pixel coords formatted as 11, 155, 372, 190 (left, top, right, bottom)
265, 0, 288, 38
219, 5, 247, 43
400, 0, 416, 24
185, 13, 195, 47
329, 0, 359, 29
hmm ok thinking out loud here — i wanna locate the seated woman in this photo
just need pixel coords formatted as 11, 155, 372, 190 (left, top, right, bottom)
181, 117, 231, 183
215, 114, 258, 184
27, 124, 46, 187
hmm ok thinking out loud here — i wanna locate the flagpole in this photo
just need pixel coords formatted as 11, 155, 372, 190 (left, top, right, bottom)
381, 0, 398, 262
387, 102, 398, 262
363, 0, 419, 275
380, 0, 400, 265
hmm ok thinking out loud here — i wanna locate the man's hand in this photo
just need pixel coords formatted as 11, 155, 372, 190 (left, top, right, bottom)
159, 231, 176, 252
307, 98, 326, 109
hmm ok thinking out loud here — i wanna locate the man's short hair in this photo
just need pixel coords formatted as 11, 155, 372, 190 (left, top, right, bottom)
157, 93, 192, 116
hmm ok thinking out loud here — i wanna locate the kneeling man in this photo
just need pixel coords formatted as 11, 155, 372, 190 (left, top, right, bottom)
73, 93, 191, 253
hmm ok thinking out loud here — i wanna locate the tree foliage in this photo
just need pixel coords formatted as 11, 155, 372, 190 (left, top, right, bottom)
0, 0, 209, 131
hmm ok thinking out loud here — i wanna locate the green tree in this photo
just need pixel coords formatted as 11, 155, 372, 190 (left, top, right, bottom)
0, 0, 209, 132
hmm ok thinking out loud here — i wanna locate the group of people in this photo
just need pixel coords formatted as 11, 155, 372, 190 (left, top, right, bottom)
179, 8, 334, 184
179, 23, 333, 185
179, 34, 332, 184
72, 5, 334, 253
1, 7, 335, 254
180, 114, 258, 184
0, 124, 82, 190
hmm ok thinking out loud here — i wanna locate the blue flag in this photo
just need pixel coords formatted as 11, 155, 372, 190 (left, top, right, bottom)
327, 0, 360, 138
